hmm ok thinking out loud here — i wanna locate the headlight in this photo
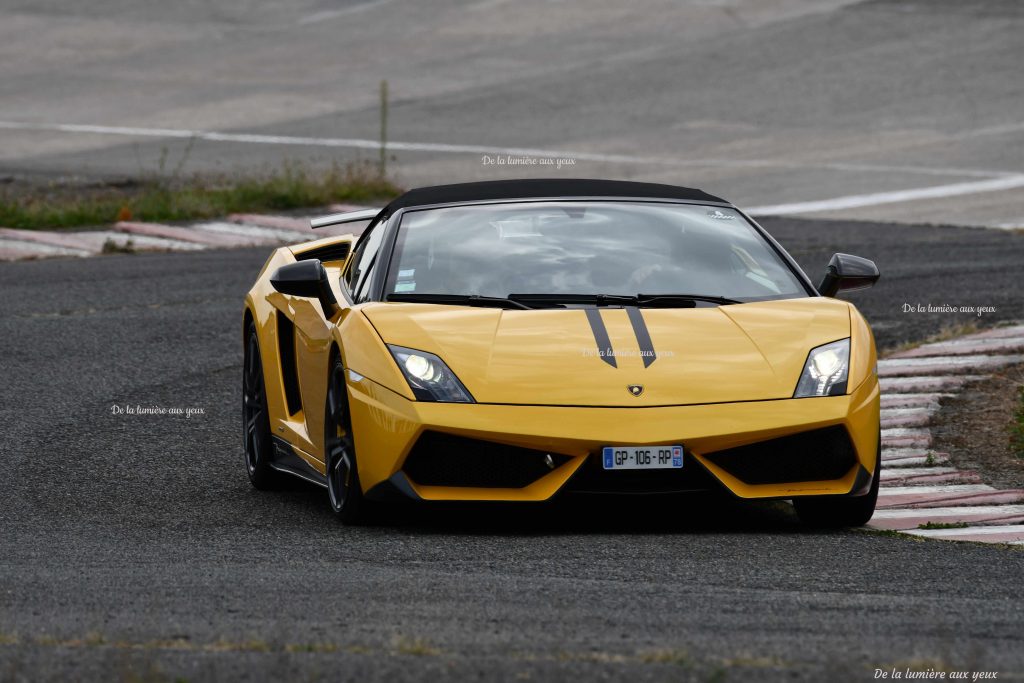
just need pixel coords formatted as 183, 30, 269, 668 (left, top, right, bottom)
387, 345, 474, 403
794, 338, 850, 398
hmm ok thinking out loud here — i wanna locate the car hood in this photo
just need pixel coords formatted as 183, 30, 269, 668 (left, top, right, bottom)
362, 298, 852, 407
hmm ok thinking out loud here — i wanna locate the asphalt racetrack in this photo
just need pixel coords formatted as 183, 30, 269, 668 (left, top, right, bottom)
1, 217, 1022, 682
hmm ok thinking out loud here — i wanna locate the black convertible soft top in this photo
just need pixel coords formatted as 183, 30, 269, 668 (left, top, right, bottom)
381, 178, 727, 214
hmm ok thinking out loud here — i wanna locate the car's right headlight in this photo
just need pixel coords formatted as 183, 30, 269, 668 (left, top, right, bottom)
793, 338, 850, 398
387, 345, 475, 403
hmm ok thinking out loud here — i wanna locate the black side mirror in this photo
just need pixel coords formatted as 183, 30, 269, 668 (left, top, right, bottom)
817, 253, 880, 298
270, 259, 339, 317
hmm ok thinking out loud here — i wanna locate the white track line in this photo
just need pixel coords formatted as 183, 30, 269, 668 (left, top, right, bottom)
872, 505, 1024, 520
877, 484, 995, 495
880, 407, 937, 418
881, 427, 931, 438
0, 240, 89, 257
746, 175, 1024, 216
881, 467, 962, 478
0, 120, 1010, 180
298, 0, 397, 24
902, 525, 1024, 540
192, 221, 299, 242
4, 119, 1019, 219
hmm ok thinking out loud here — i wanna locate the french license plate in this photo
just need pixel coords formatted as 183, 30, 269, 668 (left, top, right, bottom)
602, 445, 683, 470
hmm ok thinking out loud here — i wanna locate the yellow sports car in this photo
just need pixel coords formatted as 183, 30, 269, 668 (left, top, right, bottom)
242, 179, 881, 526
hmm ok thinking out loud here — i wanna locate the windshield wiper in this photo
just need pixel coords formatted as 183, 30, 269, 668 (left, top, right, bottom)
636, 293, 742, 307
386, 293, 533, 310
507, 293, 741, 308
508, 293, 636, 307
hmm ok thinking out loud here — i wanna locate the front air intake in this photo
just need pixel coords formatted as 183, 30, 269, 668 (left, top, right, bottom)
701, 425, 857, 485
402, 432, 570, 488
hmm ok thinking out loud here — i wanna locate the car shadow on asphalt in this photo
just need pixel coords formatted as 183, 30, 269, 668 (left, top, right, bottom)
269, 478, 816, 535
372, 495, 810, 536
264, 475, 847, 532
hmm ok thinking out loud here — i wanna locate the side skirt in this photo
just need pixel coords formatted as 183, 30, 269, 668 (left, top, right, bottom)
269, 436, 327, 488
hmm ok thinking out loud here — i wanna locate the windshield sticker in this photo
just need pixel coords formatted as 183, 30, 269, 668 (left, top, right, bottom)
707, 210, 734, 220
493, 218, 544, 239
394, 281, 417, 293
398, 269, 416, 278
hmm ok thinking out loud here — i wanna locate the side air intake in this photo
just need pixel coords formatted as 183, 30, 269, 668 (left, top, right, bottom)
276, 311, 303, 415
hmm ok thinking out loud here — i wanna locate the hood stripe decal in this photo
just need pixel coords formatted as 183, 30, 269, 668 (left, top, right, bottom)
584, 308, 617, 368
626, 307, 657, 368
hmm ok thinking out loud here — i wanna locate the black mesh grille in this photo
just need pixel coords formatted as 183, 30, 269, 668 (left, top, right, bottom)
564, 451, 721, 494
702, 425, 857, 485
403, 432, 571, 488
295, 243, 351, 263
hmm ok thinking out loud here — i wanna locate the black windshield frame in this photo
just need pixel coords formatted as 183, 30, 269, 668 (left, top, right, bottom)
357, 198, 819, 305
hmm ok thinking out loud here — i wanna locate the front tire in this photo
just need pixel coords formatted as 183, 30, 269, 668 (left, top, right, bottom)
243, 320, 281, 489
793, 436, 881, 528
325, 358, 369, 524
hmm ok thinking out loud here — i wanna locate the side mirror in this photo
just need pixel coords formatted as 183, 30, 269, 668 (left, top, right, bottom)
270, 259, 339, 317
817, 253, 879, 298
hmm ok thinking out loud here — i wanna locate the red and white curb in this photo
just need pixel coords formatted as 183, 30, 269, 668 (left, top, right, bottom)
0, 204, 371, 261
867, 324, 1024, 544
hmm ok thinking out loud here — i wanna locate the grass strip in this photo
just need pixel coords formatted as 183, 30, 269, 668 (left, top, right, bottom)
0, 162, 401, 230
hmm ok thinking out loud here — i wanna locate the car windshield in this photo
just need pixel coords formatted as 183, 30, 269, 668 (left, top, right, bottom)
383, 201, 807, 303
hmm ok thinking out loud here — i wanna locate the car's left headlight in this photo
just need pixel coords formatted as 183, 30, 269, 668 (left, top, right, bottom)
794, 338, 850, 398
388, 345, 475, 403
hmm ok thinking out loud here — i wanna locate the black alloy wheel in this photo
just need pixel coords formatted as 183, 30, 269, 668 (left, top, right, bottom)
243, 322, 280, 489
325, 358, 368, 523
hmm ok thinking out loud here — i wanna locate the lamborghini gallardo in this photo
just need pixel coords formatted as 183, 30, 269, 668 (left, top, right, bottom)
242, 179, 881, 526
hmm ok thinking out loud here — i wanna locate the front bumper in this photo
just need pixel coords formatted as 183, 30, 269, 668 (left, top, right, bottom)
347, 373, 880, 502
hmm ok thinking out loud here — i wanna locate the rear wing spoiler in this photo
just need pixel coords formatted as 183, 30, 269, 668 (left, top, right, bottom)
310, 208, 382, 229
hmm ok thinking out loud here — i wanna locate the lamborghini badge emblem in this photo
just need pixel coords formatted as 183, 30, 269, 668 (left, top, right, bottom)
628, 384, 644, 397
